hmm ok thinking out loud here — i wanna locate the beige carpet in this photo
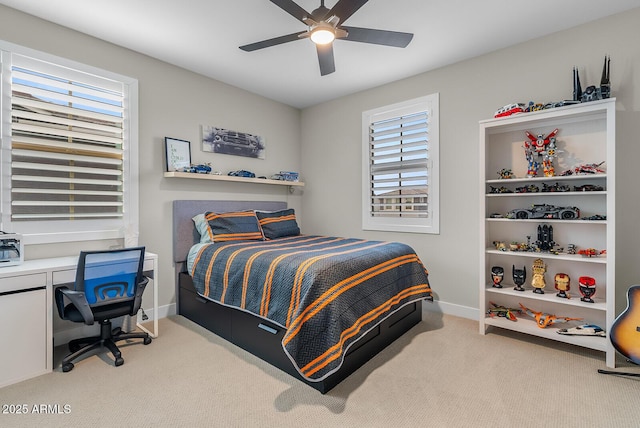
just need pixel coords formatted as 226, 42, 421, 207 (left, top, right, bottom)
2, 311, 639, 427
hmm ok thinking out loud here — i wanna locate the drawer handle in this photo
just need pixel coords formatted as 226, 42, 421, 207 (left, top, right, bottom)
258, 323, 278, 335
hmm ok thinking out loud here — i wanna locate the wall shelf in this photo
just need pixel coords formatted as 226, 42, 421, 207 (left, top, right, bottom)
164, 171, 305, 187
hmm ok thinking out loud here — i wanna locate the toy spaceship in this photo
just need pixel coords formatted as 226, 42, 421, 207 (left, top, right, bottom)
519, 303, 583, 328
486, 302, 522, 321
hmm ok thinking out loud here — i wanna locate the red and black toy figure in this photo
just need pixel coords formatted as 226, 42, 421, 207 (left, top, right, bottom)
513, 265, 526, 292
579, 276, 597, 303
491, 266, 504, 288
554, 273, 571, 299
524, 128, 559, 177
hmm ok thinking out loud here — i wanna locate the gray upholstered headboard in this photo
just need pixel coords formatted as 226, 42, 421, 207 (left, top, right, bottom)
172, 200, 287, 264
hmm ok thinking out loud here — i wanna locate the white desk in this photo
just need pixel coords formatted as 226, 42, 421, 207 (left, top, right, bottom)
0, 252, 158, 388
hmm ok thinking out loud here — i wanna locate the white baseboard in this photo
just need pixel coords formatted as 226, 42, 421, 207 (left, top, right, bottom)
423, 299, 479, 321
54, 303, 177, 346
54, 301, 474, 345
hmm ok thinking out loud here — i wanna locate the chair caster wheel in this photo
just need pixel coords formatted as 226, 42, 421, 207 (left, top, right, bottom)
115, 357, 124, 367
144, 337, 152, 345
62, 363, 74, 372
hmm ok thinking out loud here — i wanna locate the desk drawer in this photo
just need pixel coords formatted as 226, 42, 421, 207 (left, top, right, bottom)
52, 269, 76, 285
0, 272, 46, 294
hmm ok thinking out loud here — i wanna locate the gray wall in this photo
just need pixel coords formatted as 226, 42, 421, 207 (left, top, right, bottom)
0, 6, 302, 311
1, 5, 639, 317
300, 8, 640, 316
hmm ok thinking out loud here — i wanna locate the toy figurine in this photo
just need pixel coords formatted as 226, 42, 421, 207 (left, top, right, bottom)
579, 276, 597, 303
513, 265, 526, 292
524, 128, 559, 177
491, 266, 504, 288
486, 301, 522, 321
498, 168, 513, 179
554, 273, 571, 298
531, 258, 546, 294
519, 303, 583, 328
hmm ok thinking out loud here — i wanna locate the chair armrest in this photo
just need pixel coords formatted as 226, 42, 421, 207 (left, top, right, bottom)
55, 286, 95, 325
131, 276, 149, 316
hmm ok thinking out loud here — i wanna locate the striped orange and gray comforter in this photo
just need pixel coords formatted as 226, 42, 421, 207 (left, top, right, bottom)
189, 235, 432, 381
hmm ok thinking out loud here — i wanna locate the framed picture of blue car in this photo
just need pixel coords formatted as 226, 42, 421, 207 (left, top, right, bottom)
165, 137, 191, 172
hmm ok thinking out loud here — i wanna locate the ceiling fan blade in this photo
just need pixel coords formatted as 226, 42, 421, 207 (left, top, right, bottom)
270, 0, 311, 24
341, 26, 413, 47
239, 31, 307, 51
326, 0, 370, 24
316, 43, 335, 76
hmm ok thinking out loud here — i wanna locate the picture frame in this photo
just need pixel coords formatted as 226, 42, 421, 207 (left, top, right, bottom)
165, 137, 191, 172
201, 125, 266, 159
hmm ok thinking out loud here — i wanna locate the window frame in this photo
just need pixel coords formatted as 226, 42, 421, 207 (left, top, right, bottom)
361, 94, 440, 234
0, 40, 139, 245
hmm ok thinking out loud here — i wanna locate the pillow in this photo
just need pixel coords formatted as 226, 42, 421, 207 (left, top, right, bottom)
204, 211, 264, 242
192, 213, 213, 243
255, 208, 300, 239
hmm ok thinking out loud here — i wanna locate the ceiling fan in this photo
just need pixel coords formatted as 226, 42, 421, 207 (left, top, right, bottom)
239, 0, 414, 76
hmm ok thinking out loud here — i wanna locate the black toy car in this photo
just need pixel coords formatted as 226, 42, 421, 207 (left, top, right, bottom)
506, 204, 580, 220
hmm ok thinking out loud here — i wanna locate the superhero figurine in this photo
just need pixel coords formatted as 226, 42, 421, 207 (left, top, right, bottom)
513, 265, 526, 292
579, 276, 597, 303
491, 266, 504, 288
554, 273, 571, 299
524, 128, 559, 177
531, 258, 546, 294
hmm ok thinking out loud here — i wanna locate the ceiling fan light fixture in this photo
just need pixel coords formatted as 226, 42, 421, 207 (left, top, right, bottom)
310, 25, 335, 45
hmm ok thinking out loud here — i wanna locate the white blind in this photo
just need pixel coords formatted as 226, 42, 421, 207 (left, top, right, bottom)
10, 54, 125, 221
367, 111, 430, 218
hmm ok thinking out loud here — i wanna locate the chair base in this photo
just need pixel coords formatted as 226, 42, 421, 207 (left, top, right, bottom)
61, 319, 151, 372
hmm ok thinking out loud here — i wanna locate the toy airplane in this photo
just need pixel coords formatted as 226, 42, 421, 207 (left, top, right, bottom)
519, 303, 583, 328
557, 324, 606, 337
486, 302, 522, 321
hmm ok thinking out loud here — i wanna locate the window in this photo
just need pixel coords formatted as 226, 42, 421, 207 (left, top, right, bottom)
362, 94, 439, 234
0, 41, 139, 244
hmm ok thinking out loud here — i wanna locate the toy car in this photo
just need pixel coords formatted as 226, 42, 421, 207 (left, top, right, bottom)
542, 182, 570, 192
228, 170, 256, 178
182, 164, 212, 174
506, 204, 580, 220
573, 184, 604, 192
494, 103, 525, 118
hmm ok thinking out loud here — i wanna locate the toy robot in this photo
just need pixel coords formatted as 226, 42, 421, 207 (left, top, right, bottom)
513, 265, 526, 292
531, 258, 546, 294
555, 273, 570, 298
524, 128, 559, 177
579, 276, 597, 303
491, 266, 504, 288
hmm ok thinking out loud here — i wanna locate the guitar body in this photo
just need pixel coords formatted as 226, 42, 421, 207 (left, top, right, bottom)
609, 285, 640, 364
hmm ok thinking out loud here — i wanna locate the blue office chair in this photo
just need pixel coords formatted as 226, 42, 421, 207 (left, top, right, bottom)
55, 247, 152, 372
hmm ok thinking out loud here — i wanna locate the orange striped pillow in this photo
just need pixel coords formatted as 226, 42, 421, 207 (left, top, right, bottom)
255, 209, 300, 239
204, 211, 264, 242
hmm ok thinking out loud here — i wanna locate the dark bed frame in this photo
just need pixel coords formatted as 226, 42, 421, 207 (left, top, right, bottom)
173, 200, 423, 394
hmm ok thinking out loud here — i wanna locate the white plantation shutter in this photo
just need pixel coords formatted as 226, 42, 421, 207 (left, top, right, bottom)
362, 94, 439, 234
1, 44, 138, 244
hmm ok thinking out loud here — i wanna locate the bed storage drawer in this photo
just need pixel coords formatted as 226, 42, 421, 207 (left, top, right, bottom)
230, 310, 301, 377
178, 272, 232, 341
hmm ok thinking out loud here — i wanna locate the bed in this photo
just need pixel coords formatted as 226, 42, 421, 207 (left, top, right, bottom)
173, 200, 432, 393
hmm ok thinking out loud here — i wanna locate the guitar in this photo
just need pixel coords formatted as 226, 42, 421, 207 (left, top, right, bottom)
609, 285, 640, 365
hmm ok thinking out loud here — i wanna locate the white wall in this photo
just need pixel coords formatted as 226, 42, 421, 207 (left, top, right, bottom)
0, 6, 302, 312
300, 8, 640, 316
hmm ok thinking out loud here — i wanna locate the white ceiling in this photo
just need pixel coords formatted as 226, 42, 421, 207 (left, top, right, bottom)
1, 0, 638, 108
